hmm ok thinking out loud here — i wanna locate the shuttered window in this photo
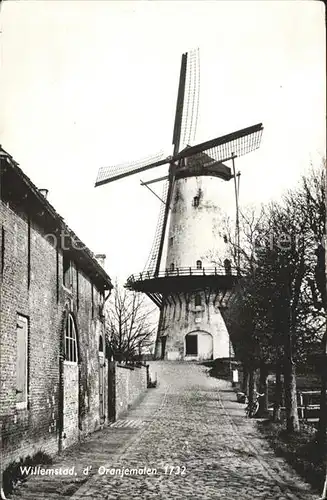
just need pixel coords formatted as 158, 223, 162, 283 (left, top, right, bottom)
16, 315, 28, 407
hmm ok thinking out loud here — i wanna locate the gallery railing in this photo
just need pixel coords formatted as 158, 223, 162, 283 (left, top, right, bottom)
126, 266, 237, 284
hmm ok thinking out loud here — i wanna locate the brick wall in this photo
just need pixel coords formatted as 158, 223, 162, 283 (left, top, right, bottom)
0, 197, 110, 469
115, 364, 148, 418
0, 202, 60, 468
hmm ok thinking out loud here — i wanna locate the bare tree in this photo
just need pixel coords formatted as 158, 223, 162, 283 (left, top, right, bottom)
105, 282, 156, 362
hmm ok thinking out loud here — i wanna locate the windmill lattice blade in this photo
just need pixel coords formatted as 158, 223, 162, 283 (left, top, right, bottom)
143, 180, 169, 274
180, 48, 200, 150
95, 151, 169, 187
177, 123, 263, 163
172, 53, 188, 155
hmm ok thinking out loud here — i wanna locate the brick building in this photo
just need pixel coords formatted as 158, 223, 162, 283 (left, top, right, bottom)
0, 147, 113, 470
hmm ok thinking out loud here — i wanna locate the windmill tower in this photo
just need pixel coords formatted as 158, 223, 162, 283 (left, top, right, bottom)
95, 50, 263, 361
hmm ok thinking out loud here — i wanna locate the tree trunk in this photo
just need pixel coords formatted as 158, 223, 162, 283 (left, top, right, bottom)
258, 362, 268, 416
317, 359, 327, 447
248, 368, 257, 405
242, 365, 249, 395
273, 362, 283, 422
284, 350, 299, 433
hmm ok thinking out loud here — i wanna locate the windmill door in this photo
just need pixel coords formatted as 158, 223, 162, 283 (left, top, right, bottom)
185, 334, 198, 356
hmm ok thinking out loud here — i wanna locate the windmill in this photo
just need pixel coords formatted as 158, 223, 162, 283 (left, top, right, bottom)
95, 49, 263, 361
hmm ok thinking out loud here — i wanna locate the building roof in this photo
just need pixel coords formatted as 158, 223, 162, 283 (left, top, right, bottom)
0, 146, 113, 291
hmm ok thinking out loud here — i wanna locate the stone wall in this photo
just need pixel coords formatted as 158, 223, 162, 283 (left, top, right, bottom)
155, 290, 231, 361
115, 364, 148, 418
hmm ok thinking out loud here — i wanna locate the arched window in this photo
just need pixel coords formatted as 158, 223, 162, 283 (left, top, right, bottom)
195, 294, 201, 306
65, 314, 78, 362
170, 263, 175, 271
196, 260, 202, 269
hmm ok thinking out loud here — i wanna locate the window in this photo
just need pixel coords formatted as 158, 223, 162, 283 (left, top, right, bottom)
169, 237, 174, 247
56, 248, 60, 302
185, 335, 198, 356
65, 314, 78, 362
76, 268, 79, 309
196, 260, 202, 269
1, 226, 4, 274
27, 217, 31, 289
193, 196, 199, 207
170, 263, 175, 271
195, 294, 201, 307
63, 254, 71, 287
91, 284, 94, 318
99, 335, 104, 353
16, 314, 28, 407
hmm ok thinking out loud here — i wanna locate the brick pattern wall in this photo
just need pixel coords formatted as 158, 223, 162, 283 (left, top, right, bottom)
0, 198, 109, 469
115, 364, 148, 418
62, 363, 79, 449
0, 203, 60, 467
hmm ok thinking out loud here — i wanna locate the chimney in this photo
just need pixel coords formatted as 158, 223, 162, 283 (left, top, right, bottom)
39, 189, 49, 199
95, 254, 106, 268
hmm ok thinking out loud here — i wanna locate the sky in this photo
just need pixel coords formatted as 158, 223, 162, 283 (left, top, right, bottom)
0, 0, 325, 284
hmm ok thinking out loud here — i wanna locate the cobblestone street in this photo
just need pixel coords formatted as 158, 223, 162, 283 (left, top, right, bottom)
11, 362, 319, 500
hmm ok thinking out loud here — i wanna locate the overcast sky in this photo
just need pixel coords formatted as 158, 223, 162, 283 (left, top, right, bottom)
0, 0, 325, 283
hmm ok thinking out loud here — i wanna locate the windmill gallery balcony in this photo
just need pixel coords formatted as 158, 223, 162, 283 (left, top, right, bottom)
125, 265, 238, 298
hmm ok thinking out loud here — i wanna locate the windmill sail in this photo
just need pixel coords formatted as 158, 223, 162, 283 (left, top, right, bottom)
172, 53, 187, 155
143, 180, 169, 274
176, 123, 263, 163
95, 150, 170, 187
180, 48, 200, 150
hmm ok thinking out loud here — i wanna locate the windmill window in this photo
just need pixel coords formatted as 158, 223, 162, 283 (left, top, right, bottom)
65, 314, 78, 363
196, 260, 202, 269
193, 196, 200, 207
169, 237, 174, 247
195, 294, 201, 306
1, 226, 5, 275
170, 263, 175, 271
